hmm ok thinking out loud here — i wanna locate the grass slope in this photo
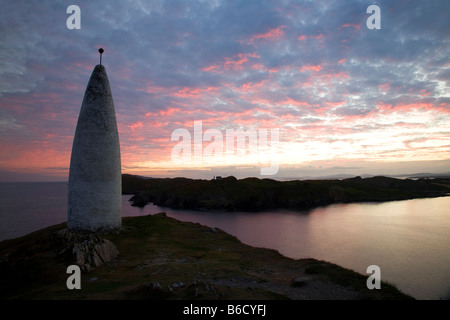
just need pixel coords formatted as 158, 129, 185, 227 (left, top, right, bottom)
0, 214, 412, 300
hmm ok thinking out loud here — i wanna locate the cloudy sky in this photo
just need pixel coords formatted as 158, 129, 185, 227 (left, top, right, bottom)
1, 0, 450, 181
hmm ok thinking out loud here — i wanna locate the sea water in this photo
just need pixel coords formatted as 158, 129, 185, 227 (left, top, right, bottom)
0, 182, 449, 299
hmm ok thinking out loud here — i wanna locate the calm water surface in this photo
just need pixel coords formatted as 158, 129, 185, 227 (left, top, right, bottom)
0, 182, 449, 300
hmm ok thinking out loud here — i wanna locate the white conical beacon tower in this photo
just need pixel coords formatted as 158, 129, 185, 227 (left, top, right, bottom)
67, 48, 122, 232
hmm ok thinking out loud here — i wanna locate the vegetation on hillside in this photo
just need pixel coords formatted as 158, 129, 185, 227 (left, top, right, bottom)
0, 214, 412, 300
122, 174, 450, 211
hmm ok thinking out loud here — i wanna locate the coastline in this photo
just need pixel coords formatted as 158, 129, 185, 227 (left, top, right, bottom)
123, 174, 450, 212
0, 213, 413, 300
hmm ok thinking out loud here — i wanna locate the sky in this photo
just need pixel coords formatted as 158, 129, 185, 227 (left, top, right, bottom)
1, 0, 450, 182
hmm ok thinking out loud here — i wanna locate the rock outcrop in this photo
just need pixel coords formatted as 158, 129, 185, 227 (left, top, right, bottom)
52, 229, 119, 270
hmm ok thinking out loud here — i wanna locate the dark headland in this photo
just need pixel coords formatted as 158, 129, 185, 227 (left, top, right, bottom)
123, 174, 450, 211
2, 174, 448, 300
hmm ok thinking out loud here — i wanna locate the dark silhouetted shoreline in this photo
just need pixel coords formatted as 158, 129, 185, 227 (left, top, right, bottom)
123, 174, 450, 212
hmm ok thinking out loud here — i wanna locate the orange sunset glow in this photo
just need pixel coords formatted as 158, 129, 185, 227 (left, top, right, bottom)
1, 1, 449, 181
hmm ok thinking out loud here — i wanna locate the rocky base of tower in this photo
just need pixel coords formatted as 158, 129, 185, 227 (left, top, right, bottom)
51, 229, 119, 271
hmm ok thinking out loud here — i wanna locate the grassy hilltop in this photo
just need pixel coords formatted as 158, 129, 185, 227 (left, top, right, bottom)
0, 213, 412, 300
123, 174, 450, 211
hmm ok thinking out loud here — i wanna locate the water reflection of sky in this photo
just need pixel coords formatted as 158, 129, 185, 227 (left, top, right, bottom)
1, 185, 448, 300
125, 196, 450, 300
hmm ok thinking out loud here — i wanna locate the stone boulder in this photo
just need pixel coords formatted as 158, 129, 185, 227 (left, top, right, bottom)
52, 229, 119, 270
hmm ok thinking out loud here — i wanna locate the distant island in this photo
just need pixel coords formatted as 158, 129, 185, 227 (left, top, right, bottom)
122, 174, 450, 212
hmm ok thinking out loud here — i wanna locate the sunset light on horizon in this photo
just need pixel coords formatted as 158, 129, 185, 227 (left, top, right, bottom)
1, 0, 450, 181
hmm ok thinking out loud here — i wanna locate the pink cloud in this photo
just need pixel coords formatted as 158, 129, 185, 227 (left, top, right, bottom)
299, 64, 323, 72
248, 26, 286, 43
298, 34, 325, 41
201, 65, 219, 72
378, 83, 391, 92
310, 34, 325, 40
249, 97, 273, 106
339, 23, 361, 30
232, 116, 279, 129
201, 52, 260, 73
241, 80, 267, 91
269, 67, 280, 73
160, 107, 181, 116
251, 63, 268, 71
129, 121, 143, 131
68, 61, 93, 72
173, 86, 219, 98
144, 84, 170, 94
325, 101, 346, 110
276, 97, 311, 108
418, 89, 431, 97
224, 53, 260, 70
319, 72, 349, 81
371, 102, 450, 120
